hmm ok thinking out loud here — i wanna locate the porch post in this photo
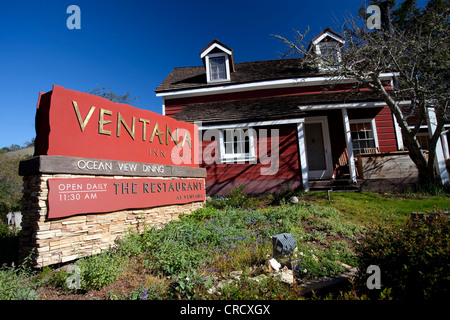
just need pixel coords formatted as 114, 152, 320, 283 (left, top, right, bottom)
296, 121, 309, 191
342, 108, 357, 183
426, 107, 449, 184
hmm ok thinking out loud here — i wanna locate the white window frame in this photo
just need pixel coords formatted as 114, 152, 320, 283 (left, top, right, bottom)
205, 53, 231, 83
218, 127, 256, 163
349, 118, 379, 155
315, 42, 341, 71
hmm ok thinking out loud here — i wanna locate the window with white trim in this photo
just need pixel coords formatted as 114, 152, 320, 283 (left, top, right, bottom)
209, 56, 227, 81
205, 53, 231, 83
318, 42, 341, 65
350, 120, 378, 155
220, 128, 256, 163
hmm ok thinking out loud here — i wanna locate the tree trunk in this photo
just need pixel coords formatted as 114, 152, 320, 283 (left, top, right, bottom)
401, 127, 436, 184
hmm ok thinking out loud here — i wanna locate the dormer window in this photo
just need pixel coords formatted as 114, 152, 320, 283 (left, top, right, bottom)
200, 39, 235, 83
317, 42, 341, 66
209, 55, 228, 81
308, 27, 345, 71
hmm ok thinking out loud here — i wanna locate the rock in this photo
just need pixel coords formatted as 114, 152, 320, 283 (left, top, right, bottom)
229, 270, 243, 280
289, 196, 299, 204
278, 269, 295, 285
217, 279, 234, 289
249, 274, 268, 283
266, 258, 281, 272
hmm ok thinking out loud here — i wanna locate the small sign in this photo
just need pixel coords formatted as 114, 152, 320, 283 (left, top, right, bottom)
48, 177, 205, 219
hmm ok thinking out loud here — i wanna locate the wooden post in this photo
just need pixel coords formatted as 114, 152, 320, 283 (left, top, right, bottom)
342, 108, 357, 183
426, 107, 449, 184
297, 121, 309, 191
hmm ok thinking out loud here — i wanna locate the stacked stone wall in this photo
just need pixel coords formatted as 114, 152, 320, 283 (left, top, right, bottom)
19, 174, 204, 267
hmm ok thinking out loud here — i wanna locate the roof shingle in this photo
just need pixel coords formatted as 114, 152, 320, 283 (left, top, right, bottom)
155, 58, 319, 93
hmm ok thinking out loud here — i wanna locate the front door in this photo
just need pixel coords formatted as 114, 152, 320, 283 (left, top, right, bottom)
304, 117, 333, 180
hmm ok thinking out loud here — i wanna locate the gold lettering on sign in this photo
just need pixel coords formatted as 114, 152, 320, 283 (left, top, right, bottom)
180, 130, 192, 149
71, 100, 192, 151
117, 112, 135, 140
98, 108, 112, 135
139, 118, 150, 141
150, 122, 163, 144
166, 125, 179, 146
73, 101, 95, 132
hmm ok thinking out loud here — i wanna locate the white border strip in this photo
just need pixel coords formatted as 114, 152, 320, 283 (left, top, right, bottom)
156, 73, 397, 99
197, 118, 305, 130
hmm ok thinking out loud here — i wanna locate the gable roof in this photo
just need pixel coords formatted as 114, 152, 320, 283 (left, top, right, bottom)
155, 57, 318, 93
200, 39, 234, 58
310, 27, 345, 46
156, 28, 347, 94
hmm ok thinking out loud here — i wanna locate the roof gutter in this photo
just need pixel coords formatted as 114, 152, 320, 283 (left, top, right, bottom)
155, 73, 396, 100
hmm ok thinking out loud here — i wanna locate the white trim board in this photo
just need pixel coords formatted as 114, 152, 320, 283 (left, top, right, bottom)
304, 116, 334, 180
299, 100, 411, 111
312, 31, 345, 46
198, 118, 305, 130
156, 73, 397, 99
200, 43, 233, 59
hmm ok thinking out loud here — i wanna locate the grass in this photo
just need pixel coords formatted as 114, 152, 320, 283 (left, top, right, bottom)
1, 188, 449, 300
306, 191, 450, 227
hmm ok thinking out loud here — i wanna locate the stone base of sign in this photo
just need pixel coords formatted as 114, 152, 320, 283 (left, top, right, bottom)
19, 174, 204, 268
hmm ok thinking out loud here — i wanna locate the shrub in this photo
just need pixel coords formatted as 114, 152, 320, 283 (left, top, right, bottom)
215, 273, 299, 300
142, 224, 209, 275
294, 244, 346, 279
0, 260, 39, 300
115, 229, 144, 258
355, 210, 450, 299
226, 185, 249, 208
173, 269, 213, 299
76, 251, 124, 291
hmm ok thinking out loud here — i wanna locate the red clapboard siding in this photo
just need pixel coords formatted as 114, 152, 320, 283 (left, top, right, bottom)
200, 124, 300, 194
165, 105, 185, 117
375, 106, 398, 152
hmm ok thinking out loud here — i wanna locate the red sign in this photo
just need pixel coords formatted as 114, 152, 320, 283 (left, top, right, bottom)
35, 85, 198, 167
48, 177, 205, 219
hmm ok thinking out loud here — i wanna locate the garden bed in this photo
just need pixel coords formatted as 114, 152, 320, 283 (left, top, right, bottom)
1, 189, 449, 300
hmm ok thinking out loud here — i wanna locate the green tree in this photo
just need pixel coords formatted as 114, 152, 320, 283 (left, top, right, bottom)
0, 154, 29, 216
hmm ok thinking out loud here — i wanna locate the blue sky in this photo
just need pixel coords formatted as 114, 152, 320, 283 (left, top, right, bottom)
0, 0, 427, 148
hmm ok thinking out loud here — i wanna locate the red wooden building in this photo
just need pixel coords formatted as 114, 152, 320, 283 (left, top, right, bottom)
156, 28, 449, 195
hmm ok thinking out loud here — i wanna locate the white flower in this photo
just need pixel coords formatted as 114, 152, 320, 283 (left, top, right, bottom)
303, 269, 307, 273
299, 251, 304, 257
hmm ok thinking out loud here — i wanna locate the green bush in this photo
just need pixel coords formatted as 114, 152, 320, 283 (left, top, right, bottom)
142, 224, 209, 275
76, 251, 124, 291
173, 269, 213, 299
215, 273, 299, 300
0, 261, 39, 300
355, 210, 450, 299
115, 230, 144, 258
